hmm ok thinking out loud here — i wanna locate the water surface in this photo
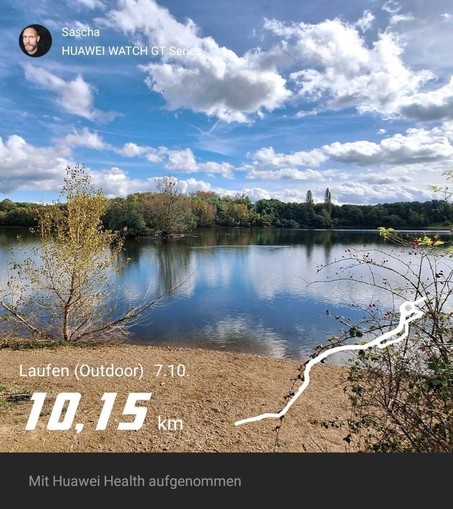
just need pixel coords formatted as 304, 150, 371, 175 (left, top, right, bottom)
1, 227, 449, 359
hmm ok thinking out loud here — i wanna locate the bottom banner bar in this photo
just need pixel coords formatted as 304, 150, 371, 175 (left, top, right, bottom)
0, 453, 449, 504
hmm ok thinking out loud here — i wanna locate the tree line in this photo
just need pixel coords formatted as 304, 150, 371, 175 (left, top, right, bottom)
1, 179, 452, 235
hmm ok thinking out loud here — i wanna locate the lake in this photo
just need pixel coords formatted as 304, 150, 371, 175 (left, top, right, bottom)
0, 227, 450, 359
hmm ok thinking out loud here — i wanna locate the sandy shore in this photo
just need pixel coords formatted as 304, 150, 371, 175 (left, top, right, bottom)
0, 344, 354, 453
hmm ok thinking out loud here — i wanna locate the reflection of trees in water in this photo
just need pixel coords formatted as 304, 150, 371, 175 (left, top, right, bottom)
1, 226, 430, 307
115, 228, 383, 286
304, 230, 315, 261
155, 239, 193, 296
185, 228, 253, 246
188, 227, 384, 248
0, 227, 38, 247
329, 230, 385, 245
113, 237, 194, 298
0, 228, 41, 278
300, 230, 333, 261
321, 230, 333, 264
120, 237, 142, 265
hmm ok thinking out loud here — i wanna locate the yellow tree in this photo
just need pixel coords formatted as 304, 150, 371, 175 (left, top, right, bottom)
1, 164, 160, 342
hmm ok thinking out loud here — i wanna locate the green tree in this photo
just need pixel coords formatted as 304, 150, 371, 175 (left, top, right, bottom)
324, 187, 332, 215
255, 199, 283, 226
148, 176, 195, 237
348, 206, 364, 226
1, 206, 39, 226
318, 208, 333, 228
191, 197, 217, 227
0, 199, 16, 212
217, 198, 255, 226
104, 197, 147, 236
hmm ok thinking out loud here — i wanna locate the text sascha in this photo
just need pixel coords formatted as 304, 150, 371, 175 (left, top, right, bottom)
61, 27, 100, 37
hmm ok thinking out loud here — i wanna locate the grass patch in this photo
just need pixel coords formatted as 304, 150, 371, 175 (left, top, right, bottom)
0, 383, 32, 408
0, 336, 121, 350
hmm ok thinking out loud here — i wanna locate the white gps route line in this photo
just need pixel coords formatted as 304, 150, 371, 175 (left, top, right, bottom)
234, 296, 426, 426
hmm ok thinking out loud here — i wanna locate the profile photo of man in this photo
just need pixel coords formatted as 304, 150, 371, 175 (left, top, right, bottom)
19, 25, 52, 57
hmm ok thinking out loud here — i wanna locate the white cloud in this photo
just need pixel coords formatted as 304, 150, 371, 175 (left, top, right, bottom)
400, 77, 453, 121
333, 182, 435, 205
389, 14, 415, 25
260, 16, 437, 119
0, 134, 232, 198
102, 0, 291, 122
242, 188, 271, 202
176, 178, 215, 195
86, 167, 217, 199
355, 10, 375, 32
97, 3, 453, 123
243, 178, 436, 206
277, 188, 316, 203
322, 127, 453, 165
62, 128, 107, 149
356, 171, 411, 185
144, 152, 162, 164
0, 132, 442, 206
23, 64, 115, 121
164, 149, 235, 177
90, 167, 151, 197
247, 168, 322, 181
197, 161, 234, 178
0, 135, 69, 194
251, 146, 327, 167
70, 0, 105, 9
262, 17, 371, 77
142, 63, 290, 123
388, 3, 453, 76
164, 177, 260, 200
381, 0, 415, 25
118, 142, 148, 157
0, 131, 134, 196
382, 1, 400, 15
89, 170, 425, 207
165, 148, 198, 172
323, 140, 381, 162
436, 121, 453, 139
146, 175, 232, 197
117, 143, 235, 177
246, 124, 453, 182
117, 142, 165, 163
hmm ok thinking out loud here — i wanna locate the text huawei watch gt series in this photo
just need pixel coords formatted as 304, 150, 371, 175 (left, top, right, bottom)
60, 27, 199, 57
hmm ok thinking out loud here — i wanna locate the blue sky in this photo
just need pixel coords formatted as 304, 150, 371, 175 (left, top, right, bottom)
1, 0, 453, 205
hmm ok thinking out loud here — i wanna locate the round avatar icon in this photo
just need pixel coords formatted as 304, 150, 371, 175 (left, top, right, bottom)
19, 25, 52, 57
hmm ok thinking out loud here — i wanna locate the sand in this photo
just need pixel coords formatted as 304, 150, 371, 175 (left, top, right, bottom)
0, 344, 355, 453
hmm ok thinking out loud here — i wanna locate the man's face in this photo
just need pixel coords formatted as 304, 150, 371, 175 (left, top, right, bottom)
22, 28, 40, 55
